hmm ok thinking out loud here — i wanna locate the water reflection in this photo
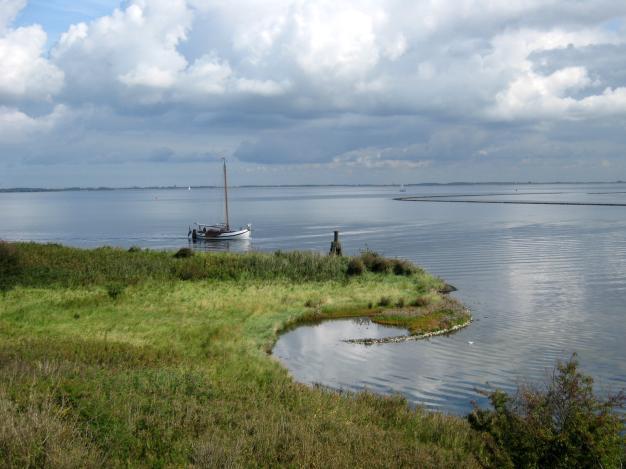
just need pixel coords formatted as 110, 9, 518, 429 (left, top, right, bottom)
273, 319, 411, 392
188, 237, 252, 253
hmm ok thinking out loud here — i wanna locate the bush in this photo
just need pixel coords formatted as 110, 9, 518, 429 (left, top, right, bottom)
177, 262, 207, 281
359, 249, 380, 270
304, 298, 323, 308
128, 246, 142, 253
468, 354, 625, 468
411, 296, 430, 307
174, 248, 194, 258
346, 258, 365, 276
378, 296, 392, 307
370, 257, 392, 273
0, 241, 21, 290
106, 283, 126, 299
392, 259, 416, 276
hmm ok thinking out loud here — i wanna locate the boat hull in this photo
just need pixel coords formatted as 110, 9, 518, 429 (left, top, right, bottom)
192, 227, 251, 241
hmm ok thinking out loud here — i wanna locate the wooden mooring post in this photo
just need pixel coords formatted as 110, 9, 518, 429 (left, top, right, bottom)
329, 230, 343, 256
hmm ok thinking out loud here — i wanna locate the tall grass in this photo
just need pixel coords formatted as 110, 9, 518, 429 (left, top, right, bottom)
3, 243, 352, 287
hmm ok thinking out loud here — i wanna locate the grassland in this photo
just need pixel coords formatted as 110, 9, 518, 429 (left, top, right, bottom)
0, 242, 479, 467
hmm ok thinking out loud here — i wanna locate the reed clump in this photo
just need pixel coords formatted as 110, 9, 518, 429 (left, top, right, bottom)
174, 247, 194, 258
106, 282, 126, 299
346, 258, 365, 276
0, 241, 21, 291
356, 249, 419, 276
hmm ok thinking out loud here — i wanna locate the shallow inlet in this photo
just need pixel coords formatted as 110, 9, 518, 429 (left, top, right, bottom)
271, 318, 483, 411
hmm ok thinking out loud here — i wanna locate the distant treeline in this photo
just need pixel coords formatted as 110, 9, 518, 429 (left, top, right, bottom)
1, 181, 624, 193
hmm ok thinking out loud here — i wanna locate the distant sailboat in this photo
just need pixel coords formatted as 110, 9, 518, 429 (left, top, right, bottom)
399, 184, 406, 193
188, 186, 191, 191
188, 159, 251, 241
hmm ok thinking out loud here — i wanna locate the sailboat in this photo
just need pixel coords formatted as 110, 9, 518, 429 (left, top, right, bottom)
188, 159, 251, 241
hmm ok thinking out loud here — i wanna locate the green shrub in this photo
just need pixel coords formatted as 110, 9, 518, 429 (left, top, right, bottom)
392, 259, 417, 276
304, 298, 323, 308
411, 296, 430, 307
106, 283, 126, 299
177, 262, 207, 281
174, 248, 194, 258
0, 241, 21, 290
127, 246, 142, 253
378, 296, 392, 307
359, 249, 380, 270
468, 354, 625, 468
395, 298, 405, 308
371, 257, 392, 273
346, 258, 365, 276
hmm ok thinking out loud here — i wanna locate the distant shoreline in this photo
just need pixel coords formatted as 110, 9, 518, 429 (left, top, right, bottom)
1, 180, 624, 193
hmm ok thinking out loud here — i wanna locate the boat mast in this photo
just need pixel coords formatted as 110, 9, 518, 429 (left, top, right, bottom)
222, 158, 230, 230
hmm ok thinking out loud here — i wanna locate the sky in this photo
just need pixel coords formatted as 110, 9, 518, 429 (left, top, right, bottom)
1, 0, 626, 187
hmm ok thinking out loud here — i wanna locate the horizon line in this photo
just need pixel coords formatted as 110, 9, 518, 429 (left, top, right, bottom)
1, 180, 625, 193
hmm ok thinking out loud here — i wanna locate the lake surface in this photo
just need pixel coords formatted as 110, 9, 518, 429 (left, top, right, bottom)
2, 183, 626, 415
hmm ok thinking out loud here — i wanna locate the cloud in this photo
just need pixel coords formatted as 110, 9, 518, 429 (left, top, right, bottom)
289, 2, 384, 79
0, 105, 68, 143
0, 0, 64, 101
489, 53, 626, 120
40, 0, 626, 119
3, 0, 626, 185
0, 0, 25, 32
50, 0, 292, 106
332, 147, 432, 170
51, 0, 192, 104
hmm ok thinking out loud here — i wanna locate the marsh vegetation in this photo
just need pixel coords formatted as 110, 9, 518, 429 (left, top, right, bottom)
0, 242, 622, 467
0, 242, 478, 467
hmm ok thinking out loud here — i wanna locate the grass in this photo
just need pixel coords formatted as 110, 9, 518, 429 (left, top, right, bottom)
0, 242, 479, 467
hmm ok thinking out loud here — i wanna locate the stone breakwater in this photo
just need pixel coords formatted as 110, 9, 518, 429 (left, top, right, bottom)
343, 317, 472, 346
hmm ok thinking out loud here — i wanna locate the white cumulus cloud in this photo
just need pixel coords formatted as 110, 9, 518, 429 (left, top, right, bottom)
0, 105, 68, 143
0, 0, 63, 101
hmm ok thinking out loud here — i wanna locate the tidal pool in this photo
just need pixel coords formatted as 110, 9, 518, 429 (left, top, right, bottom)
271, 318, 488, 413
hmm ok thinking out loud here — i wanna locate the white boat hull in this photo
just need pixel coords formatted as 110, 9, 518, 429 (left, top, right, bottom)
195, 227, 251, 240
191, 224, 251, 241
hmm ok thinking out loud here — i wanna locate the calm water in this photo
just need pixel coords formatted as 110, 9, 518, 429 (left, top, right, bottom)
2, 183, 626, 415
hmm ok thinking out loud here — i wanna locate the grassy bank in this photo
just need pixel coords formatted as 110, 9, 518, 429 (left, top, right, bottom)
0, 242, 479, 467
